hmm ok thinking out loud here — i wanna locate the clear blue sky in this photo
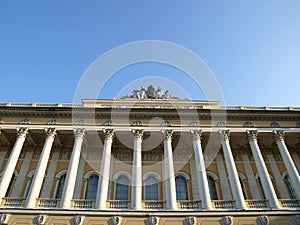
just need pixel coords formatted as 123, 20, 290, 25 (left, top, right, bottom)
0, 1, 299, 106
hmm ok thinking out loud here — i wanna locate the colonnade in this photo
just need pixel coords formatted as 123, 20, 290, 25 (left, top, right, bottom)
0, 127, 299, 210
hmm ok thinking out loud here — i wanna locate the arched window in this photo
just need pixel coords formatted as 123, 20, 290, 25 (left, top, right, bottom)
5, 173, 16, 197
239, 175, 248, 199
207, 175, 218, 200
115, 175, 129, 200
145, 176, 159, 200
24, 170, 35, 198
175, 175, 188, 200
85, 174, 99, 200
257, 176, 266, 199
55, 173, 66, 199
283, 174, 297, 199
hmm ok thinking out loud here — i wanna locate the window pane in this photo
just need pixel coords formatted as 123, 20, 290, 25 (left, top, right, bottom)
145, 176, 158, 200
85, 175, 99, 200
24, 177, 33, 198
239, 176, 247, 199
55, 174, 66, 199
175, 176, 188, 200
284, 175, 297, 199
207, 175, 218, 200
5, 173, 15, 197
257, 177, 266, 199
115, 175, 129, 200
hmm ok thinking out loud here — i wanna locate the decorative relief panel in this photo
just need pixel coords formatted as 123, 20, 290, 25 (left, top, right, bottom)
33, 149, 41, 160
173, 149, 188, 161
60, 149, 71, 160
85, 149, 102, 161
143, 150, 160, 161
114, 149, 132, 161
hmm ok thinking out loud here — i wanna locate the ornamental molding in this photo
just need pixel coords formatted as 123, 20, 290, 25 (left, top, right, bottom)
17, 127, 28, 138
74, 215, 85, 225
103, 128, 114, 139
74, 128, 85, 139
163, 129, 173, 140
246, 130, 258, 142
149, 216, 160, 225
222, 216, 234, 225
186, 216, 197, 225
219, 130, 230, 141
191, 130, 202, 141
0, 213, 10, 224
258, 215, 269, 225
37, 214, 47, 225
111, 216, 122, 225
273, 130, 284, 142
131, 129, 144, 139
45, 127, 56, 139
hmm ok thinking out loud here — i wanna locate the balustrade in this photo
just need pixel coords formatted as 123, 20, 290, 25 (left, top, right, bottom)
71, 199, 95, 208
211, 200, 235, 209
178, 200, 201, 209
36, 198, 60, 208
279, 199, 300, 208
1, 197, 25, 207
245, 200, 269, 209
107, 200, 130, 209
143, 200, 165, 209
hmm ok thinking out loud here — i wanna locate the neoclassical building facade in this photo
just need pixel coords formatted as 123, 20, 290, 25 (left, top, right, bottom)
0, 92, 300, 224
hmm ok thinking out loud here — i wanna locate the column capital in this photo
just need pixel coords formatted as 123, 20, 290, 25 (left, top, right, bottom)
273, 130, 284, 142
45, 128, 56, 139
162, 129, 173, 141
191, 130, 202, 141
103, 128, 114, 139
74, 128, 85, 139
17, 127, 28, 138
219, 130, 230, 142
132, 129, 144, 139
246, 130, 258, 142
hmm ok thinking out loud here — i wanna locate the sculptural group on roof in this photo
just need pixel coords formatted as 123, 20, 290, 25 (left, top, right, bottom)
123, 85, 178, 100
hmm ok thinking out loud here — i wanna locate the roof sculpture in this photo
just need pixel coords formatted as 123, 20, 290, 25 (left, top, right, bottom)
120, 85, 180, 100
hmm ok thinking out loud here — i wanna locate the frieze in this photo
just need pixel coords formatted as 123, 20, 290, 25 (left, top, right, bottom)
143, 150, 160, 161
114, 149, 132, 161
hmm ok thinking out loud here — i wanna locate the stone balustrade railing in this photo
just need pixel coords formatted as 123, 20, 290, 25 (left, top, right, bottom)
143, 200, 165, 209
245, 199, 269, 209
36, 198, 60, 208
107, 200, 130, 209
211, 200, 235, 210
1, 197, 300, 210
279, 199, 300, 208
71, 199, 95, 209
1, 197, 25, 207
178, 200, 202, 209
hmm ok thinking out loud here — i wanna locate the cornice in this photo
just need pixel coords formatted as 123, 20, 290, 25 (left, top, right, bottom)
0, 106, 299, 123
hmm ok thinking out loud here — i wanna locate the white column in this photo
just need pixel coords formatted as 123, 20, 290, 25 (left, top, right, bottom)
246, 130, 280, 209
0, 127, 28, 199
131, 129, 143, 210
191, 130, 212, 210
95, 129, 114, 209
163, 130, 177, 210
73, 155, 85, 199
25, 128, 56, 208
40, 147, 60, 198
219, 130, 246, 210
60, 129, 85, 208
11, 147, 34, 197
274, 130, 300, 199
241, 151, 261, 199
216, 154, 232, 200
